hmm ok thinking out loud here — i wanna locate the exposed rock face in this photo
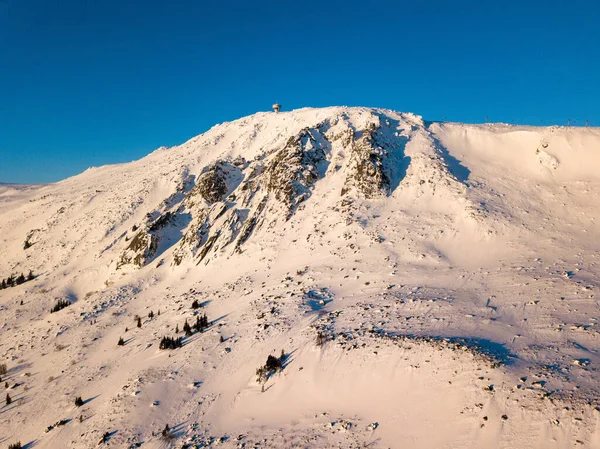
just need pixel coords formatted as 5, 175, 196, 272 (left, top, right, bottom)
188, 160, 242, 204
342, 126, 390, 198
117, 229, 158, 268
261, 128, 329, 218
172, 127, 332, 265
117, 211, 176, 268
117, 109, 478, 270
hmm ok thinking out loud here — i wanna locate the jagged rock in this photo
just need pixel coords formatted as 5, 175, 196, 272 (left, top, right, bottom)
261, 128, 329, 218
342, 127, 390, 198
188, 160, 242, 204
117, 229, 158, 268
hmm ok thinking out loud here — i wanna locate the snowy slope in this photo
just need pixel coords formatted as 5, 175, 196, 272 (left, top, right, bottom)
2, 107, 600, 448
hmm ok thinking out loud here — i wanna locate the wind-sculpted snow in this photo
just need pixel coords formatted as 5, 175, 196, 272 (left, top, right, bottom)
2, 107, 600, 448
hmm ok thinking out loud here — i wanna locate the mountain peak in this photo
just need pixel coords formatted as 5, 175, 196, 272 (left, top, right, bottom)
2, 107, 600, 447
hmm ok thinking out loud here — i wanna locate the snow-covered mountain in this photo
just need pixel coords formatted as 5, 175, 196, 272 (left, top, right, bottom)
2, 107, 600, 448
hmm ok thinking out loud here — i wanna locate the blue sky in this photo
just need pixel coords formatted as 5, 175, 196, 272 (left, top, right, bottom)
1, 0, 598, 184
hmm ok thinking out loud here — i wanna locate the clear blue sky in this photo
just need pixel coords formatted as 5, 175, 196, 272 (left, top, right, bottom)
1, 0, 598, 184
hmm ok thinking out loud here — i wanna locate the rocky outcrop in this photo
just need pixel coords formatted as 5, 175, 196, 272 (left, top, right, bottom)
117, 210, 176, 268
260, 128, 329, 218
117, 229, 158, 268
342, 126, 391, 198
187, 160, 243, 205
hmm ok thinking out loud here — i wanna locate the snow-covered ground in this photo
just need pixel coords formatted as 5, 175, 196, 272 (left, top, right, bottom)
1, 107, 600, 448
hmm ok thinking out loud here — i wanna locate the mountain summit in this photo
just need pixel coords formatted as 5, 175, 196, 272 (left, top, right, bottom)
2, 107, 600, 448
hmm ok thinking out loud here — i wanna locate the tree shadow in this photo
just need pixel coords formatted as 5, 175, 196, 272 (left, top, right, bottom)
1, 393, 26, 415
3, 362, 33, 381
170, 421, 187, 438
208, 314, 228, 329
100, 430, 118, 444
82, 394, 101, 406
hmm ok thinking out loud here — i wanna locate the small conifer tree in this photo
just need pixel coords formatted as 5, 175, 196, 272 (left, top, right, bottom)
6, 393, 12, 405
118, 337, 124, 346
75, 396, 84, 407
148, 310, 154, 319
183, 319, 192, 336
137, 317, 142, 328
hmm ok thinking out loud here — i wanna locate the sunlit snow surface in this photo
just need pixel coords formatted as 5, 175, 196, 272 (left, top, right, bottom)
2, 107, 600, 448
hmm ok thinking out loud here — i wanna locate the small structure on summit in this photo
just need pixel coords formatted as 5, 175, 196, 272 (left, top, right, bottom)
272, 103, 281, 113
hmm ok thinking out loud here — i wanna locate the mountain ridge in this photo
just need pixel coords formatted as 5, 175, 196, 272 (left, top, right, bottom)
2, 107, 600, 448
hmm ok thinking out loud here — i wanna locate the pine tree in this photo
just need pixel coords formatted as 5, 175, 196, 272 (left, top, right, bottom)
316, 332, 326, 346
118, 337, 124, 346
191, 299, 199, 309
183, 319, 192, 336
220, 335, 224, 343
148, 310, 154, 319
159, 336, 183, 350
265, 354, 282, 372
15, 273, 25, 285
27, 270, 34, 281
175, 324, 179, 333
75, 396, 84, 407
6, 393, 11, 405
137, 317, 142, 328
